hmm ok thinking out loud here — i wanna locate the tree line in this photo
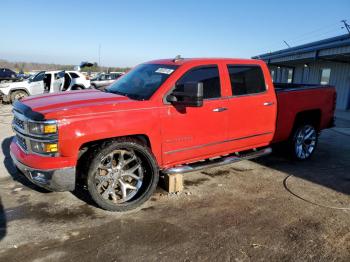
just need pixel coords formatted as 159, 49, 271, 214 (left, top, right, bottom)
0, 59, 131, 73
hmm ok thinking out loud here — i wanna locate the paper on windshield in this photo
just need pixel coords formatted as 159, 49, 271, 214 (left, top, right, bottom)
155, 68, 174, 75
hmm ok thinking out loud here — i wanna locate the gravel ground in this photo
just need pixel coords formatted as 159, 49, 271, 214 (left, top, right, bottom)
0, 104, 349, 261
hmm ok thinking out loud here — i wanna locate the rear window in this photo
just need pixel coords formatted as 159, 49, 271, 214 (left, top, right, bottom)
227, 65, 266, 96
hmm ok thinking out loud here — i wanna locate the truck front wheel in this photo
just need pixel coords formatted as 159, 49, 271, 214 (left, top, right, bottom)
87, 138, 159, 211
290, 124, 318, 160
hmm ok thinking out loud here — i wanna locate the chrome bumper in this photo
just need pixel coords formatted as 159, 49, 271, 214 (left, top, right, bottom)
10, 151, 76, 192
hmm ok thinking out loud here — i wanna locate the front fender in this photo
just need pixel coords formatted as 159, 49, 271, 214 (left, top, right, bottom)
57, 109, 163, 165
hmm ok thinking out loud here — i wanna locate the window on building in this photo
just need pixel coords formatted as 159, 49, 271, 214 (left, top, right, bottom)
320, 68, 331, 85
227, 65, 266, 95
270, 69, 275, 82
287, 68, 294, 83
176, 66, 221, 99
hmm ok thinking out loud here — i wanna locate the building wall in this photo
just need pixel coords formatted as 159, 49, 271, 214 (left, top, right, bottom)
293, 61, 350, 110
269, 62, 350, 110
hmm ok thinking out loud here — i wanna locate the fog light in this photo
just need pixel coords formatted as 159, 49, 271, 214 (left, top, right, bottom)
31, 141, 58, 154
30, 171, 50, 184
45, 143, 58, 153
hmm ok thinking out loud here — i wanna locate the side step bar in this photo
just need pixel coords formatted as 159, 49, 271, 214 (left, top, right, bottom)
163, 147, 272, 174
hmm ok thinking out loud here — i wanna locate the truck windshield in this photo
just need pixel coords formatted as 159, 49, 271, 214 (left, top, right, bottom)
106, 64, 178, 100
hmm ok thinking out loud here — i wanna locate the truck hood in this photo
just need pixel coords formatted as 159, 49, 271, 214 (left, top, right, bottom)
20, 89, 135, 119
0, 80, 29, 88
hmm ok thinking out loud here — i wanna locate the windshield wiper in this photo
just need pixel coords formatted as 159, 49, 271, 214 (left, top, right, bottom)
105, 89, 142, 100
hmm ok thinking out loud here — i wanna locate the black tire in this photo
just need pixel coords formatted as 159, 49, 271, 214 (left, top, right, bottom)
288, 123, 318, 161
11, 90, 28, 103
87, 138, 159, 211
71, 85, 84, 90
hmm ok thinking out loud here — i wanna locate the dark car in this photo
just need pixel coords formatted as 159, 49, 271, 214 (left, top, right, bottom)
0, 68, 18, 82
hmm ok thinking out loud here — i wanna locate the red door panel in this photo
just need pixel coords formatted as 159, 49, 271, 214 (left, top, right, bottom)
161, 99, 228, 165
223, 63, 277, 150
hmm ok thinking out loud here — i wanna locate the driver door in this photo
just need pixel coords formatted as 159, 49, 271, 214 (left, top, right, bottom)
30, 71, 45, 95
161, 65, 229, 165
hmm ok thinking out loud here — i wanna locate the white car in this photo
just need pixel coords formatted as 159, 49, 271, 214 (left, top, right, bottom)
0, 70, 91, 103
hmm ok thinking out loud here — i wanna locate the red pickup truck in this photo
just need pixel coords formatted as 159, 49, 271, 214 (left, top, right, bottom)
10, 58, 336, 211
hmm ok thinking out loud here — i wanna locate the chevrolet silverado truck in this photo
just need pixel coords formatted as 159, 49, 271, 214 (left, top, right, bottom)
9, 58, 336, 211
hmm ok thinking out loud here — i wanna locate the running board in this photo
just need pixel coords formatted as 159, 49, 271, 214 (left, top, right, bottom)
163, 147, 272, 174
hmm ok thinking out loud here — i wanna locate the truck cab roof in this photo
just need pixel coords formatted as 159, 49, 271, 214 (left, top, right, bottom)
146, 57, 263, 66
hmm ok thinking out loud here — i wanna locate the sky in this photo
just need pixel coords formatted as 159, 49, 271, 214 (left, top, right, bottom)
1, 0, 349, 67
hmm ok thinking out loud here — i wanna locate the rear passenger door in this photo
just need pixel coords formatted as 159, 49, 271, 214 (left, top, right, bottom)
225, 64, 277, 150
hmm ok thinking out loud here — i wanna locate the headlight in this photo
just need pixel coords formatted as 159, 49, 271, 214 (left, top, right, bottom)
0, 84, 10, 88
28, 120, 57, 135
30, 141, 58, 154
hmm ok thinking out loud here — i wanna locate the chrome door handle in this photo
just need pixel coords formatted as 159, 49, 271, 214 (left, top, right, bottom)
263, 102, 274, 106
213, 107, 228, 112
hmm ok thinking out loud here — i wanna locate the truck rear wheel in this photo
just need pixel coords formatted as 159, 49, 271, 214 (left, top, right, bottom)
290, 124, 318, 160
86, 138, 159, 211
11, 90, 28, 103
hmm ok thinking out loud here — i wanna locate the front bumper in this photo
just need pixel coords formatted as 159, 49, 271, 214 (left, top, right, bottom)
10, 150, 76, 192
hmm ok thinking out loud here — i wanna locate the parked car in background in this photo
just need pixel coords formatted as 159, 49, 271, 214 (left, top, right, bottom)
9, 58, 336, 211
0, 68, 18, 83
90, 72, 123, 89
0, 70, 90, 103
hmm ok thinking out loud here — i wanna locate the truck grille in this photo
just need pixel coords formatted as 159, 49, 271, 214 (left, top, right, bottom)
13, 115, 25, 130
16, 134, 27, 151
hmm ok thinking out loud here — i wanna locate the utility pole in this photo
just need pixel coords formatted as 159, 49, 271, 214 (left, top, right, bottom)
341, 20, 350, 34
283, 40, 291, 48
98, 44, 101, 71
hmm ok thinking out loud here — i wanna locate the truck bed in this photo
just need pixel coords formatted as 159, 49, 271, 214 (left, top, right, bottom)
272, 83, 336, 143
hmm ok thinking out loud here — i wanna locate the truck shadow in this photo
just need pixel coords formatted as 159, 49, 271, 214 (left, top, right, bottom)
0, 197, 6, 242
253, 130, 350, 197
1, 136, 51, 193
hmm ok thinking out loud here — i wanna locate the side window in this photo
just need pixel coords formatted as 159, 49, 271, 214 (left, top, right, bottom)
33, 72, 45, 82
227, 65, 266, 96
69, 72, 80, 78
176, 66, 221, 99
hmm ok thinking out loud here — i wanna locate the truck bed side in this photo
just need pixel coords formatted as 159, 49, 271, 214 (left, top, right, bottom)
273, 85, 336, 143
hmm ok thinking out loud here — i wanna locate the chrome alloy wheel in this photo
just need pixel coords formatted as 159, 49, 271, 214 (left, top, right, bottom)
95, 149, 143, 203
295, 125, 317, 159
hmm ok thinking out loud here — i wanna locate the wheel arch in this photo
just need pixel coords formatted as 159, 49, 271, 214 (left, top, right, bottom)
292, 109, 322, 133
77, 134, 152, 160
75, 134, 153, 183
9, 87, 30, 96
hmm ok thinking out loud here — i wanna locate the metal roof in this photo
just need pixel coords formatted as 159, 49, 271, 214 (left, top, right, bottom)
253, 34, 350, 61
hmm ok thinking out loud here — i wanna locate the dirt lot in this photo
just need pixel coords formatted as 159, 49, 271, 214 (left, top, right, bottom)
0, 104, 349, 261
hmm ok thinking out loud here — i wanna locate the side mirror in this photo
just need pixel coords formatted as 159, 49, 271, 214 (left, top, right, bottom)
167, 82, 203, 107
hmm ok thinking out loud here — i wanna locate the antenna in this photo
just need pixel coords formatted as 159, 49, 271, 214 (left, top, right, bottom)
173, 55, 184, 62
283, 40, 291, 48
341, 20, 350, 34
